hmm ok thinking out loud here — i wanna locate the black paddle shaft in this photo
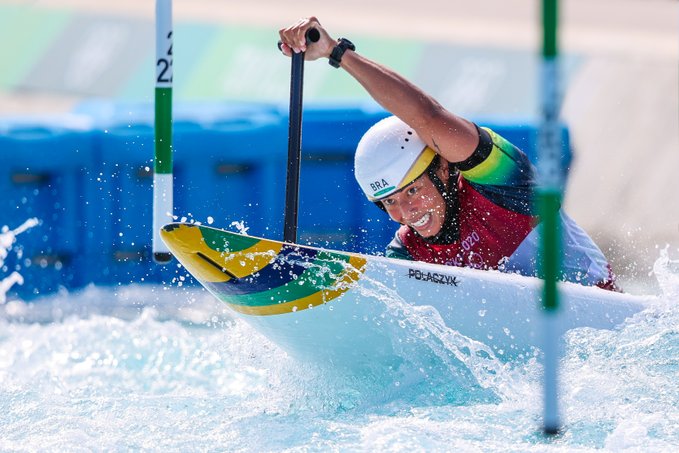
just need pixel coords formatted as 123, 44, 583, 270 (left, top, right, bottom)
283, 29, 320, 243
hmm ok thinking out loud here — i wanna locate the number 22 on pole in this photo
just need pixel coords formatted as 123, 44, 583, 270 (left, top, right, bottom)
153, 0, 173, 263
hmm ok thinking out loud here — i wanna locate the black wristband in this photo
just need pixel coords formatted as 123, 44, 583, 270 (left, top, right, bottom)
328, 38, 355, 68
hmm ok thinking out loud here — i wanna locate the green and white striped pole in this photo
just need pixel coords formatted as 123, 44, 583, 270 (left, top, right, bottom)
153, 0, 173, 263
539, 0, 562, 435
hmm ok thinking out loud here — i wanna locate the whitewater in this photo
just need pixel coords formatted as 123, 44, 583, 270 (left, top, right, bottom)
1, 222, 677, 452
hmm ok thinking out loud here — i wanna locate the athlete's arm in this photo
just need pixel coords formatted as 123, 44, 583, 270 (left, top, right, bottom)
278, 17, 479, 163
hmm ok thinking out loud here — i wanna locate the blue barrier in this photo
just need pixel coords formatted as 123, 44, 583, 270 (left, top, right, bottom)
0, 102, 571, 299
88, 103, 286, 285
0, 115, 97, 297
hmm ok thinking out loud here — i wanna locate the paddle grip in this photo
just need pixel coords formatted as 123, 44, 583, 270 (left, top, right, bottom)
277, 28, 320, 52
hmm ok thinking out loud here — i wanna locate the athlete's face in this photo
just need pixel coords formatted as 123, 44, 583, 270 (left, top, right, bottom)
381, 173, 447, 238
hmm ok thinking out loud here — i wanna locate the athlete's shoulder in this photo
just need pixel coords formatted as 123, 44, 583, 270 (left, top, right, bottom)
385, 227, 414, 261
452, 126, 536, 215
456, 126, 535, 186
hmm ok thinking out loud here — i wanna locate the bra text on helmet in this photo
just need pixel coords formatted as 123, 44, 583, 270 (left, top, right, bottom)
370, 179, 390, 192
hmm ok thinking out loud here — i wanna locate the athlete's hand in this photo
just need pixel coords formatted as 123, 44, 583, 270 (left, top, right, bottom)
278, 17, 335, 61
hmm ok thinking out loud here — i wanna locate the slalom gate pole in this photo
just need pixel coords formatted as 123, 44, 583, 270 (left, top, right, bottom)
282, 29, 319, 244
153, 0, 174, 263
539, 0, 563, 436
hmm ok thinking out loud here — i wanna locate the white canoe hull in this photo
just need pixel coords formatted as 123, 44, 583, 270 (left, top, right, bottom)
161, 223, 654, 370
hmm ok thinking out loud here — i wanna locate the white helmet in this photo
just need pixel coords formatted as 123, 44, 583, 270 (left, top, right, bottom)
354, 116, 436, 201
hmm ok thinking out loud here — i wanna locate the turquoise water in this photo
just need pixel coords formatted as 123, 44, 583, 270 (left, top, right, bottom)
1, 227, 678, 451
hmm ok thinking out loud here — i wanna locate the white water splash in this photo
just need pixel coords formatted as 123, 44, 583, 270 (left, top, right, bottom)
0, 218, 39, 304
351, 271, 519, 405
652, 246, 679, 300
229, 220, 250, 235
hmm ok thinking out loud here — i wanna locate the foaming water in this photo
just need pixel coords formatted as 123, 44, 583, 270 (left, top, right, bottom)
346, 274, 520, 408
0, 219, 39, 303
1, 247, 678, 450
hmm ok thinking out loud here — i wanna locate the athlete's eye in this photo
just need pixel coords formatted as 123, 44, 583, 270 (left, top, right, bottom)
382, 198, 395, 206
407, 186, 418, 196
